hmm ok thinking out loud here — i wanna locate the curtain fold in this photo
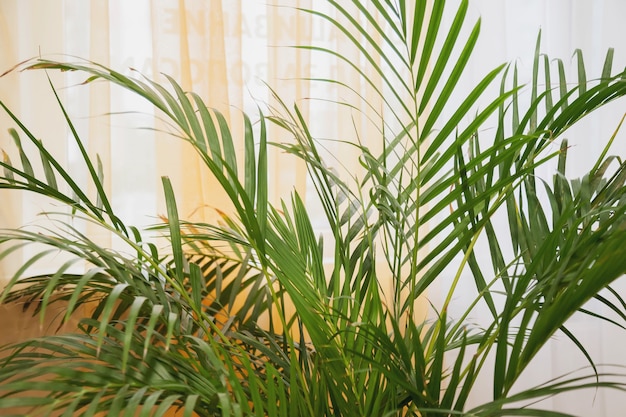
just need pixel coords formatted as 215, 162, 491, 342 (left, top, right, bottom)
1, 1, 69, 278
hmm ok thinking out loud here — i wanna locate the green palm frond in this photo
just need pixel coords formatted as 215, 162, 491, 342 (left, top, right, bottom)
2, 1, 626, 416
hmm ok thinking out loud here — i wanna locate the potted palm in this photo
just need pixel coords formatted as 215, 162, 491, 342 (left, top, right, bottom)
2, 1, 626, 416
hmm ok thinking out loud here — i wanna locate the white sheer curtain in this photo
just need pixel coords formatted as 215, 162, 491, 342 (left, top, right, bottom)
0, 0, 315, 277
447, 1, 626, 414
1, 1, 625, 415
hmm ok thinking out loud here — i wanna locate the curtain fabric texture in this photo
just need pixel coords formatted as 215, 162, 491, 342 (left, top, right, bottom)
0, 1, 625, 415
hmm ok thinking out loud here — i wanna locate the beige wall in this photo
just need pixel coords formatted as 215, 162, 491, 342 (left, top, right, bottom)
0, 298, 81, 347
0, 297, 85, 416
0, 298, 197, 416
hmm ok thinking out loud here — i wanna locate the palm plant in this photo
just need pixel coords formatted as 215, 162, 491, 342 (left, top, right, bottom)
2, 1, 626, 416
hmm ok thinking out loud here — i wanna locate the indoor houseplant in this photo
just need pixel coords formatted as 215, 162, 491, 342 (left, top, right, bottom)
2, 1, 626, 416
